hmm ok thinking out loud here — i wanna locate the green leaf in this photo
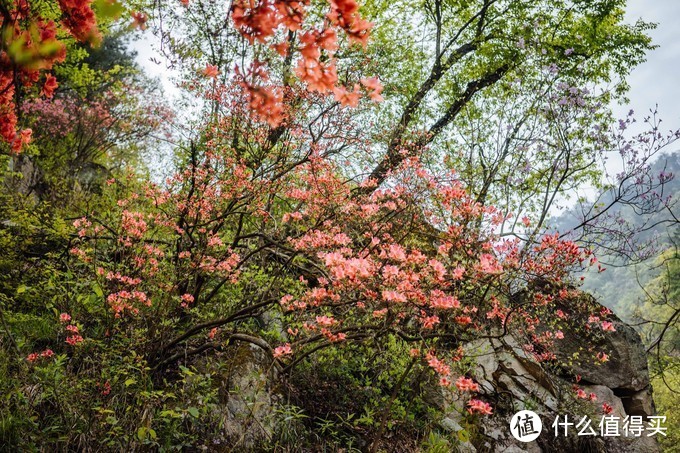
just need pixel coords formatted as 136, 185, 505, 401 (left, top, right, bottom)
187, 407, 199, 418
179, 365, 195, 376
94, 0, 125, 19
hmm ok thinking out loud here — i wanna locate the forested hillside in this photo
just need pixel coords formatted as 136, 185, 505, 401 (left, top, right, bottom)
553, 151, 680, 318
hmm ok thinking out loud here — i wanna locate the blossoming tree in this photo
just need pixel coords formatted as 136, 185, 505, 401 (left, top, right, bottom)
1, 0, 671, 449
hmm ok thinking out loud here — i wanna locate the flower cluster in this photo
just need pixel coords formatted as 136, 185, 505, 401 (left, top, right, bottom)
226, 0, 381, 125
64, 323, 84, 346
0, 0, 100, 152
27, 349, 55, 363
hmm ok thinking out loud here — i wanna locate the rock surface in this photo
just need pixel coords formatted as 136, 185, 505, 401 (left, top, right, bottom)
214, 344, 280, 448
437, 299, 658, 453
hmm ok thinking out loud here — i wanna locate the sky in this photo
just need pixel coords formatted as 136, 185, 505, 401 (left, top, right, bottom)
615, 0, 680, 129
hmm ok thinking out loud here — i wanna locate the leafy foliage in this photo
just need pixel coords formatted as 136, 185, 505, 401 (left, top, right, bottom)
0, 0, 674, 450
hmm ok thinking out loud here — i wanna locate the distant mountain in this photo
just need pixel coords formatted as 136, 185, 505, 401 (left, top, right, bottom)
550, 151, 680, 320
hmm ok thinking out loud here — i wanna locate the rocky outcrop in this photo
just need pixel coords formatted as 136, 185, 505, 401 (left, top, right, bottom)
553, 310, 650, 392
437, 303, 658, 452
208, 344, 281, 448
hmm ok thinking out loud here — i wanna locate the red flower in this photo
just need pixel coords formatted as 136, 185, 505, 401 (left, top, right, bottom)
455, 376, 480, 392
360, 77, 383, 102
467, 399, 493, 415
131, 12, 148, 30
66, 334, 84, 346
42, 75, 58, 98
202, 64, 219, 78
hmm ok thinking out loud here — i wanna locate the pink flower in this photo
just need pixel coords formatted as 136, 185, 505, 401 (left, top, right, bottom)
360, 76, 383, 102
273, 343, 293, 358
430, 290, 459, 309
382, 290, 407, 303
601, 321, 616, 332
315, 315, 336, 327
602, 403, 613, 414
426, 353, 450, 376
387, 244, 406, 262
555, 330, 564, 339
467, 399, 493, 415
373, 308, 388, 318
181, 293, 195, 308
421, 315, 440, 329
59, 313, 71, 323
66, 335, 84, 346
28, 349, 56, 363
66, 324, 79, 334
479, 253, 502, 273
451, 266, 465, 280
207, 235, 223, 247
455, 376, 480, 392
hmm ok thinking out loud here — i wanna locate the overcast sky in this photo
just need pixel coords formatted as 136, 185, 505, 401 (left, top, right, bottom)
616, 0, 680, 129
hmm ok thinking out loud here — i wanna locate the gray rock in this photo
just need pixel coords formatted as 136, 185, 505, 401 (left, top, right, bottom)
433, 293, 659, 452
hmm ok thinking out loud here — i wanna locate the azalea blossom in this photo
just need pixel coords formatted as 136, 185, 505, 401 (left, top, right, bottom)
455, 376, 480, 392
66, 334, 84, 346
203, 64, 220, 78
315, 315, 336, 326
467, 399, 493, 415
601, 321, 616, 332
273, 343, 293, 358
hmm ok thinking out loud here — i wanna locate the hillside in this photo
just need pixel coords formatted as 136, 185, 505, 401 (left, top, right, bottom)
551, 151, 680, 319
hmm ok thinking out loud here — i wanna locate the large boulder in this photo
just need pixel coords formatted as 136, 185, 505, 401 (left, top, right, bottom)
553, 302, 650, 392
437, 295, 658, 452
